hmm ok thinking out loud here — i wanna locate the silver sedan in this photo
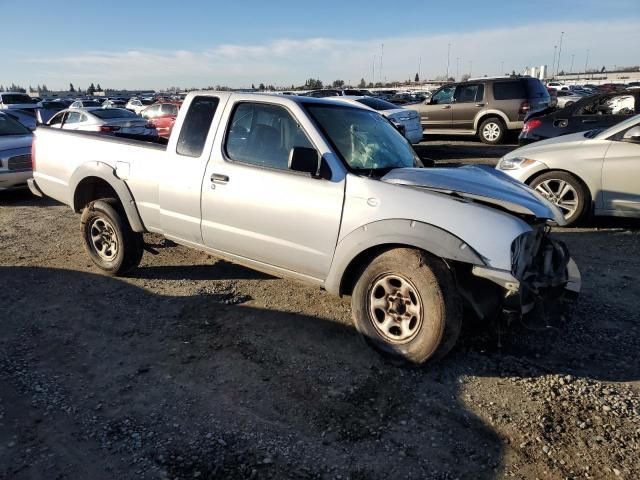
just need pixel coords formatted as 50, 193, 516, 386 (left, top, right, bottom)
496, 114, 640, 226
47, 108, 157, 137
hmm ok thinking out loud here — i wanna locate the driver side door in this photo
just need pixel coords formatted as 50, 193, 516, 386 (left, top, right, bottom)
200, 101, 345, 279
416, 86, 455, 130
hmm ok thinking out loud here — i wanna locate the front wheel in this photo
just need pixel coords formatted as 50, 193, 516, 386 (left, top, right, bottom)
351, 248, 462, 366
529, 171, 589, 227
80, 198, 144, 276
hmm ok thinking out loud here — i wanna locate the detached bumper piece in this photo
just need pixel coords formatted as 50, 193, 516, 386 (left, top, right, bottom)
471, 235, 581, 317
28, 178, 43, 197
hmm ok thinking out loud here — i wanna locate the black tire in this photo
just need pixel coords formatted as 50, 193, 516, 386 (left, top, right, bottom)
528, 171, 589, 227
351, 248, 462, 366
478, 117, 506, 144
80, 198, 143, 276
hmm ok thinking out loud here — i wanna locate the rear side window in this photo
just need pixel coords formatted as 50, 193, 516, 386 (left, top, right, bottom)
454, 84, 484, 103
356, 97, 398, 110
176, 96, 219, 157
523, 78, 549, 99
493, 81, 526, 100
161, 104, 179, 115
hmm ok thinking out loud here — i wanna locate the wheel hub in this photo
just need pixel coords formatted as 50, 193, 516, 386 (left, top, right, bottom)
368, 274, 423, 343
89, 216, 119, 261
534, 179, 579, 219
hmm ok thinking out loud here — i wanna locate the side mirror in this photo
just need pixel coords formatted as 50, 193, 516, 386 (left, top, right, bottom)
289, 146, 320, 176
622, 126, 640, 142
428, 98, 437, 105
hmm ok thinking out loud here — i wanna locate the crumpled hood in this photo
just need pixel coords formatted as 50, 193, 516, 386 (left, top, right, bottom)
382, 165, 565, 224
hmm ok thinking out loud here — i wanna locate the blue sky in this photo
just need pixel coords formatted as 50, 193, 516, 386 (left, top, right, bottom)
2, 0, 639, 89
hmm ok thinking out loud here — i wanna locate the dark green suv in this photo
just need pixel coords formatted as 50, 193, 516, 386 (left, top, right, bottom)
408, 76, 550, 144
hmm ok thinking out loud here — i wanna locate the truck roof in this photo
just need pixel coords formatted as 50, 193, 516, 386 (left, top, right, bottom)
185, 90, 363, 108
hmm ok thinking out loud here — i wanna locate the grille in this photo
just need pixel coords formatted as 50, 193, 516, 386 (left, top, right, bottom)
7, 154, 31, 171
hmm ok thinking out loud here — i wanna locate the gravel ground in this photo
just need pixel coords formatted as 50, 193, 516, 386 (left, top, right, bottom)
0, 138, 638, 479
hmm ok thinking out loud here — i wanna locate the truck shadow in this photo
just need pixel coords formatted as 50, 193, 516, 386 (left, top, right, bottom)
0, 189, 57, 207
1, 266, 637, 479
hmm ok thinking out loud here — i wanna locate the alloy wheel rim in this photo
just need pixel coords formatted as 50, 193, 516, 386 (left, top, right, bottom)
89, 217, 119, 261
368, 274, 422, 343
483, 123, 500, 141
534, 179, 579, 219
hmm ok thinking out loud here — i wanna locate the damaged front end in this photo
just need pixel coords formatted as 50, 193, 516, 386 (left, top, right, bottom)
458, 224, 580, 321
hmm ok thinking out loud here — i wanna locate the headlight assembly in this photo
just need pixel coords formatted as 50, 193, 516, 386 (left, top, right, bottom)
498, 157, 538, 170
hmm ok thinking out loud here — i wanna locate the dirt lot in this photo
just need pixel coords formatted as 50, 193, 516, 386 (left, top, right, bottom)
1, 139, 639, 479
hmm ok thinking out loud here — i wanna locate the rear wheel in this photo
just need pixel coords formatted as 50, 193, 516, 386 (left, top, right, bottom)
351, 248, 462, 366
80, 198, 143, 276
529, 171, 589, 226
479, 117, 506, 144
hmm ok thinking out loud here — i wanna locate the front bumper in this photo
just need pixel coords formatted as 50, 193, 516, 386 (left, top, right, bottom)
470, 232, 580, 316
0, 169, 32, 191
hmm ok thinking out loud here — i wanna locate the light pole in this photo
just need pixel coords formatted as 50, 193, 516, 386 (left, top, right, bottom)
584, 49, 590, 75
446, 43, 451, 79
372, 55, 375, 85
556, 31, 565, 77
552, 45, 557, 78
570, 54, 574, 74
379, 43, 384, 85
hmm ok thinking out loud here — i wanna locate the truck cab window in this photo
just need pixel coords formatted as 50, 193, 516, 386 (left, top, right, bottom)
225, 102, 313, 170
176, 96, 219, 157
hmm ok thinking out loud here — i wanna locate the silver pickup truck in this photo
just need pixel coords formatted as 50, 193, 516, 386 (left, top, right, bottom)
29, 91, 580, 365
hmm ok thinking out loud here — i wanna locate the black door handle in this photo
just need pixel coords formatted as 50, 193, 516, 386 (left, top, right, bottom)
211, 173, 229, 184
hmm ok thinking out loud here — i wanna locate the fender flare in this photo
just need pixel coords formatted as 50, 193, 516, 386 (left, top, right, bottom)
68, 161, 146, 232
324, 219, 486, 295
474, 110, 510, 132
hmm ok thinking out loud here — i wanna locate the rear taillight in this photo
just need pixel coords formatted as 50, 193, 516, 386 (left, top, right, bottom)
31, 137, 36, 171
522, 119, 542, 134
99, 125, 121, 133
519, 101, 531, 115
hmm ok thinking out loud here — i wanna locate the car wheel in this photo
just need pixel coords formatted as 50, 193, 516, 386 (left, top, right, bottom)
351, 248, 462, 366
479, 117, 506, 144
529, 171, 589, 227
80, 198, 144, 276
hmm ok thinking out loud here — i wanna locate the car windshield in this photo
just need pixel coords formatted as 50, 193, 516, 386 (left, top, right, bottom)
305, 103, 419, 173
0, 113, 32, 135
91, 109, 138, 119
1, 94, 34, 105
356, 97, 398, 111
83, 101, 102, 107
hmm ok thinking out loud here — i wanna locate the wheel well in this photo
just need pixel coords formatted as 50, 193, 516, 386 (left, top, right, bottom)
338, 243, 454, 297
475, 114, 506, 133
73, 176, 120, 212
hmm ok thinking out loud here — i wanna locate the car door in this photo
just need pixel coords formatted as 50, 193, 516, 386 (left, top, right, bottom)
570, 94, 637, 134
415, 85, 455, 130
159, 94, 230, 245
451, 83, 485, 130
200, 100, 345, 279
601, 123, 640, 213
